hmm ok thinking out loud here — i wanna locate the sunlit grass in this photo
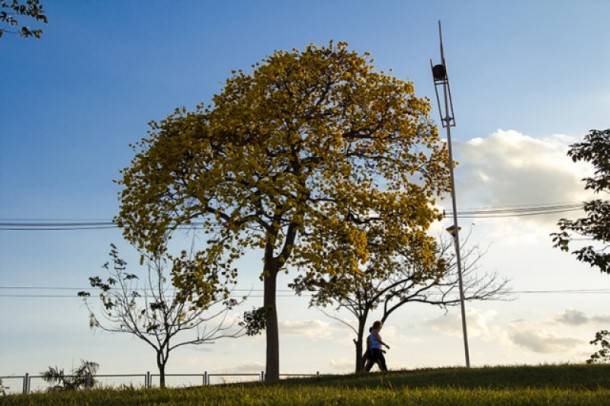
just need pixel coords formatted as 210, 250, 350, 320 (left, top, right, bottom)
3, 364, 610, 405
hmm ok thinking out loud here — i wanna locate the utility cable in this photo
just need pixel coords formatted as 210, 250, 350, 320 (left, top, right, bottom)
1, 286, 608, 298
0, 202, 586, 230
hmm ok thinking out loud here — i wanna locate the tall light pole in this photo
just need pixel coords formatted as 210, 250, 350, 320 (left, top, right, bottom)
430, 21, 471, 368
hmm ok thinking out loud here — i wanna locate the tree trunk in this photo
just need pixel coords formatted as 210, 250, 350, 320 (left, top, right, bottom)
264, 267, 279, 382
354, 336, 364, 372
157, 352, 166, 388
355, 315, 367, 372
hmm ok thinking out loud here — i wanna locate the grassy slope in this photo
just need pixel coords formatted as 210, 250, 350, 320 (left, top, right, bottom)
281, 363, 610, 390
3, 364, 610, 405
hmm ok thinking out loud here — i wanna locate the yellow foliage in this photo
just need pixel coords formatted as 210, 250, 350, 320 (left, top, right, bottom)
116, 40, 450, 308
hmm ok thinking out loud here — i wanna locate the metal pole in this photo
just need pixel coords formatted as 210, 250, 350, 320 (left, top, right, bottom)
443, 87, 470, 368
432, 20, 470, 368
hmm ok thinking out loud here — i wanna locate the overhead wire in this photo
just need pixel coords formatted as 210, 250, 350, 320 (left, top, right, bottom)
0, 202, 592, 298
0, 221, 115, 231
445, 202, 583, 218
0, 286, 305, 299
0, 202, 586, 230
0, 285, 609, 299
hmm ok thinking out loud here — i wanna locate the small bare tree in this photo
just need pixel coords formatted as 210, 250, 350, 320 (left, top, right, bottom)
78, 244, 247, 388
293, 232, 511, 372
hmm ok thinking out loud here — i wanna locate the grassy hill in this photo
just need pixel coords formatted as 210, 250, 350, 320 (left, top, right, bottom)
3, 364, 610, 405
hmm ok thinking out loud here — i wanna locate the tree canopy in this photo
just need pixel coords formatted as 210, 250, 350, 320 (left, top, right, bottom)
551, 129, 610, 366
116, 42, 451, 380
292, 232, 509, 371
0, 0, 47, 39
552, 129, 610, 273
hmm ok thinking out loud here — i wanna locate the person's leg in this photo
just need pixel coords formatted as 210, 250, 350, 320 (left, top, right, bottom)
362, 350, 371, 371
365, 350, 378, 372
378, 352, 388, 371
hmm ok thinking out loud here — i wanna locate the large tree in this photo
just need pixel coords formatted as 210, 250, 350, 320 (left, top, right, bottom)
78, 245, 246, 388
292, 231, 510, 372
116, 42, 450, 381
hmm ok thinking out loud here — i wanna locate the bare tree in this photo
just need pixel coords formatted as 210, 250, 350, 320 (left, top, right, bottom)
292, 232, 511, 372
78, 244, 247, 388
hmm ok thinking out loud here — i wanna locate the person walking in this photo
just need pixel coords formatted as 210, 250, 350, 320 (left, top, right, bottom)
366, 320, 390, 372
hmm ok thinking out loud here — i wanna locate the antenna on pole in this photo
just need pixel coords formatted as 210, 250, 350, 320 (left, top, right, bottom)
431, 21, 455, 128
430, 20, 470, 368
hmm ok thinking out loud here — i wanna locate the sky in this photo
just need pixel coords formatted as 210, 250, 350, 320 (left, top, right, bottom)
2, 0, 610, 392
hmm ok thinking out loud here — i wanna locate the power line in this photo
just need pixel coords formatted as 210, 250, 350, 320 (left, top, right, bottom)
513, 289, 610, 294
0, 202, 586, 230
0, 286, 292, 292
0, 294, 301, 298
0, 221, 115, 231
0, 286, 302, 299
446, 202, 583, 218
4, 286, 607, 294
1, 286, 608, 299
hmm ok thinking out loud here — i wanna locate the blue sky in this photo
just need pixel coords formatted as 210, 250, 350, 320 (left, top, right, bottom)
2, 0, 610, 392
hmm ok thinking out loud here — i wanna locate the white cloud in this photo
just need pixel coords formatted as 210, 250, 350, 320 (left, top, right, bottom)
377, 324, 424, 345
508, 321, 582, 354
423, 308, 503, 341
592, 314, 610, 324
423, 312, 462, 336
553, 308, 589, 326
450, 130, 594, 227
553, 308, 610, 326
279, 319, 333, 341
377, 324, 398, 341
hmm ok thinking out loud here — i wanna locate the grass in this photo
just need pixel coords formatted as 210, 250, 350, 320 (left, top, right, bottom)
2, 364, 610, 405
